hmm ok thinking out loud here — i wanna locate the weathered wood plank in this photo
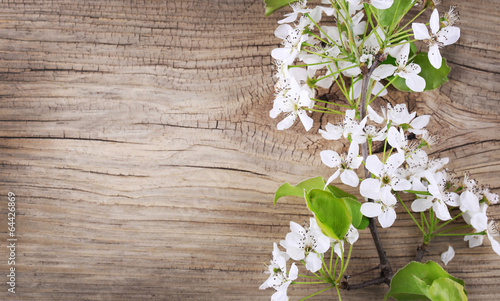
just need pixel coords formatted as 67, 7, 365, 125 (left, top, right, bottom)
0, 0, 498, 300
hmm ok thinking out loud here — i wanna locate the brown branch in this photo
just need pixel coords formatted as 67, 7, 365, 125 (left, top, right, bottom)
357, 53, 393, 287
415, 242, 428, 262
341, 275, 388, 290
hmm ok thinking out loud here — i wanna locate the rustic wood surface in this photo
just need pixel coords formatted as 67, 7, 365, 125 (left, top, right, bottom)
0, 0, 498, 300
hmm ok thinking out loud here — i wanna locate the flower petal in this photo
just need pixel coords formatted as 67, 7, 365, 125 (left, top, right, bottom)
325, 169, 341, 186
372, 0, 393, 10
319, 122, 343, 140
464, 234, 484, 248
430, 9, 440, 34
289, 262, 299, 280
366, 155, 384, 177
459, 190, 480, 213
321, 150, 341, 168
360, 202, 383, 218
441, 246, 455, 266
372, 65, 397, 81
405, 74, 426, 92
437, 26, 460, 46
367, 105, 384, 123
340, 169, 359, 187
360, 178, 381, 197
428, 45, 442, 69
385, 152, 405, 172
271, 47, 292, 62
433, 201, 452, 221
298, 110, 313, 131
412, 23, 430, 40
410, 115, 430, 130
379, 207, 397, 228
411, 198, 433, 212
305, 252, 323, 272
277, 114, 296, 130
274, 24, 292, 39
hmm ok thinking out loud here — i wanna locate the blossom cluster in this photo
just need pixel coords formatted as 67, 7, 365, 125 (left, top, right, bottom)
260, 218, 358, 300
270, 0, 460, 132
319, 103, 500, 256
262, 0, 497, 299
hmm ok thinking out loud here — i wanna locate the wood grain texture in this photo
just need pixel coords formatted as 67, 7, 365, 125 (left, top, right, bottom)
0, 0, 498, 300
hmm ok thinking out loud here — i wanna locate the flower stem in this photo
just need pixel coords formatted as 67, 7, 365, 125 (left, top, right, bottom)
432, 211, 466, 233
292, 281, 329, 285
298, 274, 324, 280
298, 285, 335, 301
396, 193, 426, 235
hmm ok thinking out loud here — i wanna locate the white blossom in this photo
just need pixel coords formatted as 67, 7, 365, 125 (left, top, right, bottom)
319, 109, 366, 140
320, 142, 363, 187
360, 189, 398, 228
270, 78, 314, 131
360, 153, 411, 204
388, 43, 426, 92
332, 225, 359, 258
412, 9, 460, 69
411, 171, 459, 221
281, 218, 330, 272
260, 243, 298, 299
272, 17, 311, 65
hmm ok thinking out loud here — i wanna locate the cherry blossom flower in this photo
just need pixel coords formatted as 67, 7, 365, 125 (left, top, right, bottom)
319, 109, 366, 140
270, 78, 314, 131
272, 17, 311, 65
281, 218, 330, 272
320, 142, 363, 187
465, 220, 500, 256
260, 243, 298, 300
360, 153, 411, 204
412, 8, 460, 69
367, 103, 429, 134
486, 221, 500, 256
351, 124, 387, 144
360, 189, 398, 228
411, 171, 459, 221
388, 43, 426, 92
277, 0, 311, 24
332, 225, 359, 258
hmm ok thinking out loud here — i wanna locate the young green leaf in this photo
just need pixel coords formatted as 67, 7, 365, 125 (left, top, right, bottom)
390, 52, 451, 92
385, 261, 466, 301
427, 278, 467, 301
376, 0, 415, 28
305, 189, 352, 240
327, 185, 369, 230
264, 0, 297, 16
274, 177, 326, 204
327, 185, 357, 199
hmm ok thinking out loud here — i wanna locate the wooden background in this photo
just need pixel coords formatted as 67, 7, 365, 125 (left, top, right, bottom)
0, 0, 499, 300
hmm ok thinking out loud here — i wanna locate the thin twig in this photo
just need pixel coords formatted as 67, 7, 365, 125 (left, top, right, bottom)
358, 55, 393, 285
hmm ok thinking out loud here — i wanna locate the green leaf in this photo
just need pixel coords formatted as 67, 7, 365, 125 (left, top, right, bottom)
306, 189, 352, 240
427, 278, 467, 301
385, 261, 466, 301
274, 177, 325, 205
327, 185, 357, 199
376, 0, 415, 28
390, 52, 451, 92
264, 0, 297, 16
357, 215, 370, 230
327, 185, 369, 230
